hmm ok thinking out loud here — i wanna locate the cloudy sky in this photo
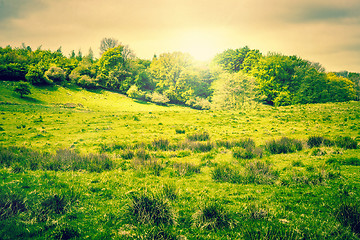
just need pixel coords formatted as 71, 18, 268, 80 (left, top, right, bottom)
0, 0, 359, 72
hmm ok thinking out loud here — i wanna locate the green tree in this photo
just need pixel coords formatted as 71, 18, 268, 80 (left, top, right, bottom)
96, 45, 133, 93
149, 52, 198, 103
14, 81, 31, 98
212, 71, 256, 109
326, 73, 356, 102
213, 47, 252, 73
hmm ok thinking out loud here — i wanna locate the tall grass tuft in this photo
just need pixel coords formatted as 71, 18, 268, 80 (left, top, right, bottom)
192, 201, 232, 230
152, 138, 170, 151
173, 162, 201, 177
334, 202, 360, 235
187, 131, 210, 141
266, 137, 303, 154
307, 135, 324, 148
335, 136, 358, 149
0, 189, 27, 220
128, 190, 175, 226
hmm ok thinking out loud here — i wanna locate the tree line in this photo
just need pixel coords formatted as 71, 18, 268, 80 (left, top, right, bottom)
1, 39, 359, 109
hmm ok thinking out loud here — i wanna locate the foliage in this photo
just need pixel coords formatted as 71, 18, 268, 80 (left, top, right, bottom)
44, 66, 66, 84
212, 71, 256, 109
14, 81, 31, 98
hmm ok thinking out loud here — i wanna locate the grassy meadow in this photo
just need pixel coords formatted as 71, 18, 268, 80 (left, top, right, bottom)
1, 80, 360, 239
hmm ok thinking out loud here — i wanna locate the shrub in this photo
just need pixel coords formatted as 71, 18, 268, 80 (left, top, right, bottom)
173, 162, 200, 176
26, 64, 50, 85
127, 85, 146, 100
128, 191, 175, 226
307, 135, 324, 148
150, 92, 170, 105
186, 97, 211, 110
266, 137, 303, 154
335, 136, 358, 149
187, 131, 210, 141
192, 202, 232, 230
77, 75, 97, 89
334, 202, 360, 235
44, 66, 66, 84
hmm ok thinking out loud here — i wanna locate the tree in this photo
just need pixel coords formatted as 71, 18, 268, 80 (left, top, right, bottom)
99, 37, 119, 56
96, 45, 133, 93
14, 81, 31, 98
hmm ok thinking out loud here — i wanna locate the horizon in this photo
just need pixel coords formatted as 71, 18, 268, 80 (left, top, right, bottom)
1, 0, 360, 72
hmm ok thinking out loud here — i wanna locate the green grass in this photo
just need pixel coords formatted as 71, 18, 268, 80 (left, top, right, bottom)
1, 81, 360, 239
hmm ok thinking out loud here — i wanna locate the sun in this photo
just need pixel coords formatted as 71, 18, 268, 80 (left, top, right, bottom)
178, 29, 220, 61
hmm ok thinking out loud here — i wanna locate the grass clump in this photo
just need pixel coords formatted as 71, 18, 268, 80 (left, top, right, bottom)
172, 162, 200, 177
212, 160, 278, 185
152, 138, 170, 151
161, 183, 178, 201
335, 136, 358, 149
127, 190, 175, 226
307, 135, 324, 148
266, 137, 303, 154
186, 131, 210, 141
233, 147, 256, 160
0, 189, 27, 220
334, 202, 360, 235
192, 201, 232, 230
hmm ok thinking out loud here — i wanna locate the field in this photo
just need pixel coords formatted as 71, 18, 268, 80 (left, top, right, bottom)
1, 81, 360, 239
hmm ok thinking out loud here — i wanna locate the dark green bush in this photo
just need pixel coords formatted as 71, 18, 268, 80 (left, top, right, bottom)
307, 135, 324, 148
335, 136, 358, 149
128, 191, 175, 226
192, 202, 232, 230
266, 137, 303, 154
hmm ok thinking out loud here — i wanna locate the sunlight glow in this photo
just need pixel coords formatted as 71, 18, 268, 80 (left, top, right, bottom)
178, 29, 220, 61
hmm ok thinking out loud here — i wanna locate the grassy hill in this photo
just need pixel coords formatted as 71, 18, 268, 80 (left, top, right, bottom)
1, 81, 360, 239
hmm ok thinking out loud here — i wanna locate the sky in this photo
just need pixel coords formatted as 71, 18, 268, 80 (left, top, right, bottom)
0, 0, 359, 72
